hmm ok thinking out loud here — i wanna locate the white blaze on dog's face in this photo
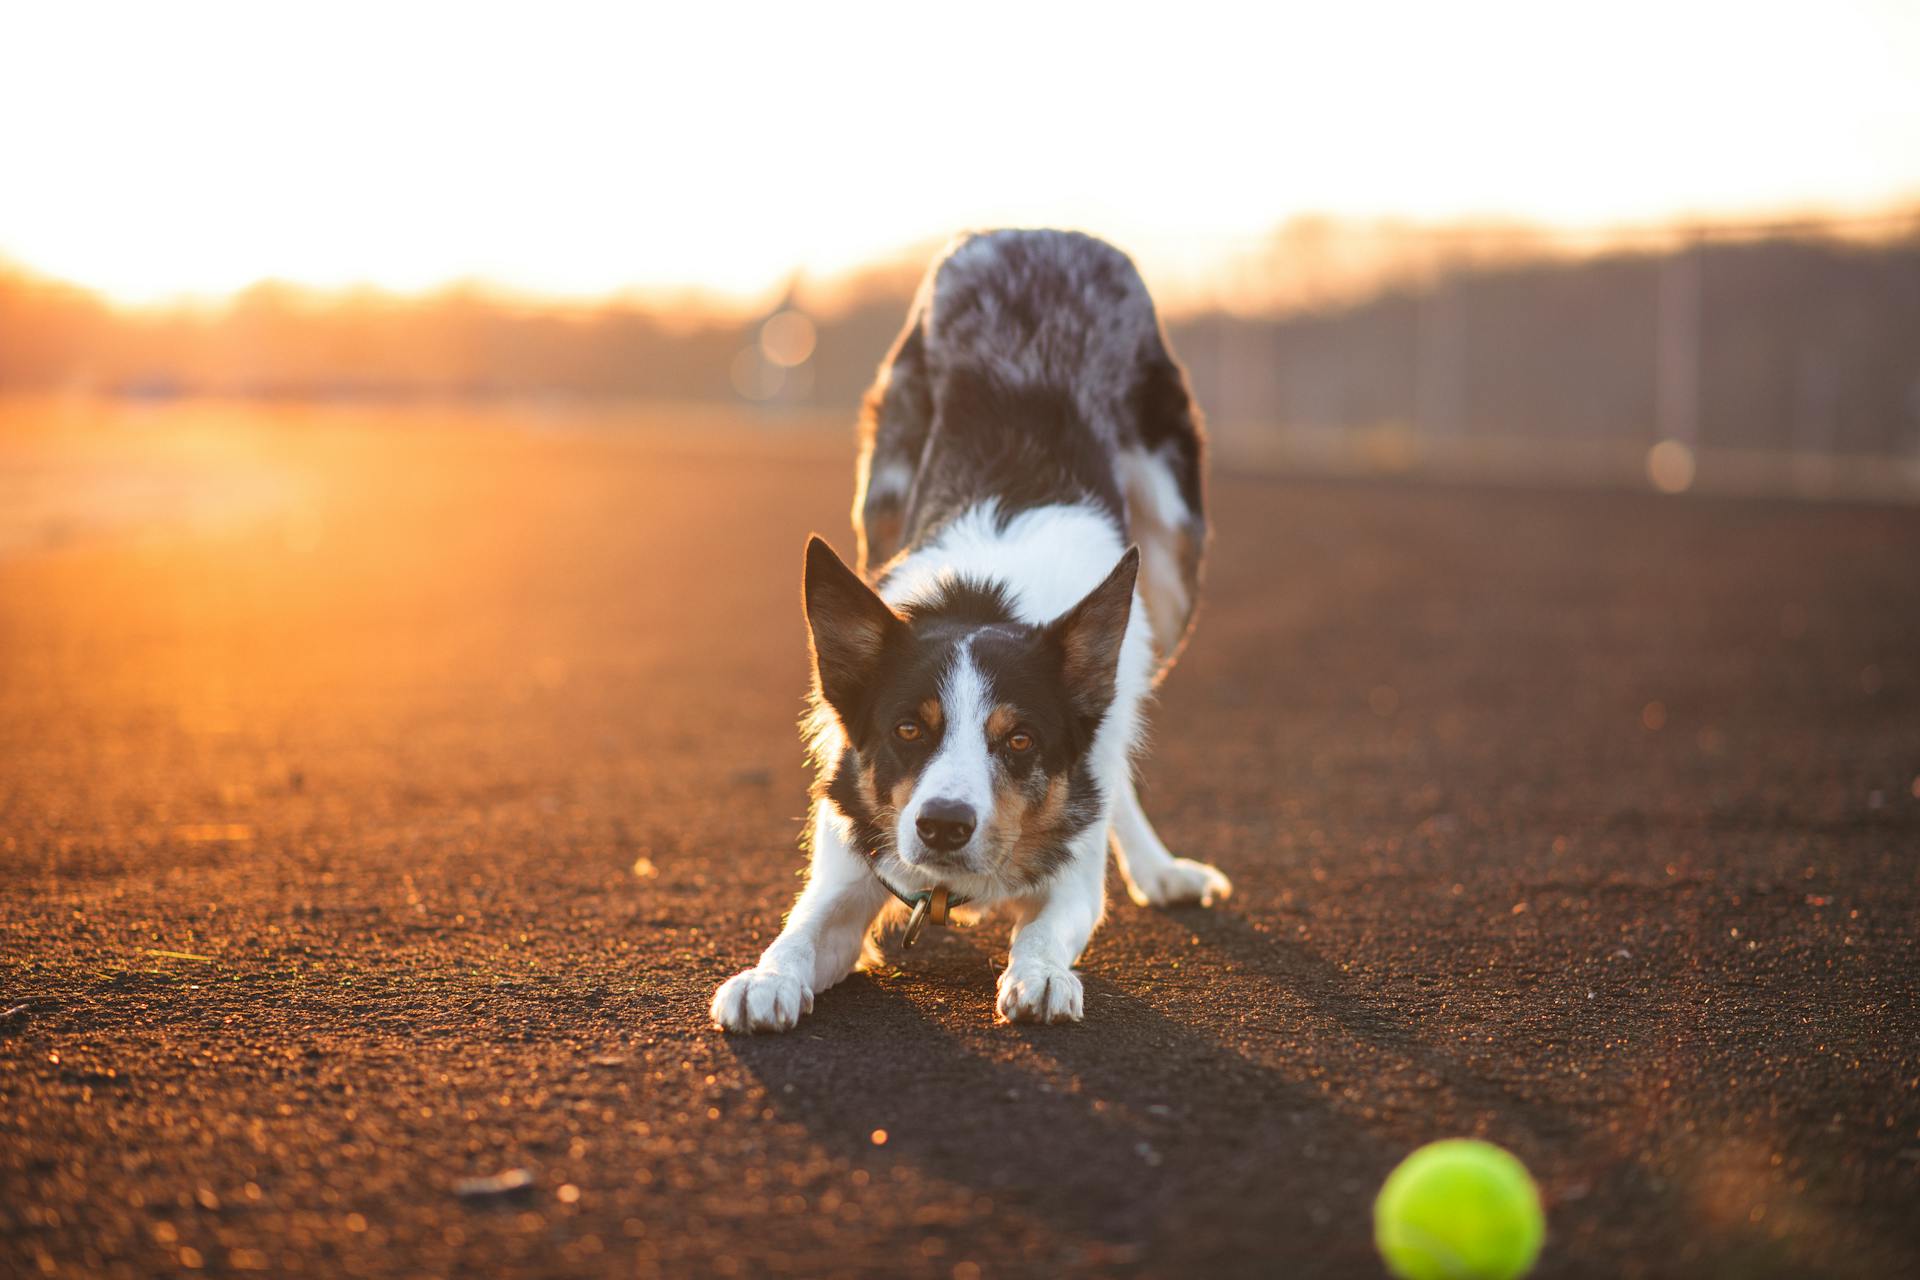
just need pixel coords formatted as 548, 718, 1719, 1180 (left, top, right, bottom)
802, 537, 1138, 888
896, 643, 994, 870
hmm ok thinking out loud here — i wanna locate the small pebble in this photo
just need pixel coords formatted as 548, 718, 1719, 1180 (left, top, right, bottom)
454, 1169, 534, 1199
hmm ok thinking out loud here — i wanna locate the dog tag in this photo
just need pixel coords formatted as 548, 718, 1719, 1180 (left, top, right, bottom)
901, 887, 951, 948
902, 896, 931, 948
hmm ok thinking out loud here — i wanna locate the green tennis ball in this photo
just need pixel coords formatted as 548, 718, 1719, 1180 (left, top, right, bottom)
1373, 1139, 1545, 1280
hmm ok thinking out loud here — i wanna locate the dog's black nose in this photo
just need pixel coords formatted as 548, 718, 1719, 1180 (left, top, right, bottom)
915, 800, 976, 852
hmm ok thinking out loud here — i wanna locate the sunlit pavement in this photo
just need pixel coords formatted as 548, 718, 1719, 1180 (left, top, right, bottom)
2, 406, 1916, 1278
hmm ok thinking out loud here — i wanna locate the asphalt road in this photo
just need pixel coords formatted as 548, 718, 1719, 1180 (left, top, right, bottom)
2, 405, 1917, 1279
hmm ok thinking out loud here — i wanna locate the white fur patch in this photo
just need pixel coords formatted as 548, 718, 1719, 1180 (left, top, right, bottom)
897, 641, 993, 870
866, 460, 914, 500
1115, 446, 1190, 531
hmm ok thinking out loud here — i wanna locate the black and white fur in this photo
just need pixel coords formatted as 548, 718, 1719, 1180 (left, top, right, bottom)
712, 230, 1229, 1031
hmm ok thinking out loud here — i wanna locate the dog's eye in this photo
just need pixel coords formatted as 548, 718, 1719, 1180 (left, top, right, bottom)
1006, 731, 1034, 753
894, 720, 922, 742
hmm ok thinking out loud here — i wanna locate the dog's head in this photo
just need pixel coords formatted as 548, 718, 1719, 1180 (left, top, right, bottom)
804, 536, 1136, 887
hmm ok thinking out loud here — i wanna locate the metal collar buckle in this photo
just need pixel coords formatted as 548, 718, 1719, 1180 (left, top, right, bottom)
871, 864, 968, 948
900, 886, 952, 948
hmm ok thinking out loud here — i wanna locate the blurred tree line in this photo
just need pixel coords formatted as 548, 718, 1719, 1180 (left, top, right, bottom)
3, 227, 1917, 456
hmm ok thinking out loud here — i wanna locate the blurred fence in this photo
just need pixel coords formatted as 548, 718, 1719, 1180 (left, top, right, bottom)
1167, 213, 1920, 499
4, 212, 1918, 500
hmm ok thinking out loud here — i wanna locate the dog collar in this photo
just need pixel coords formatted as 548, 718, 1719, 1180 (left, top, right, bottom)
870, 869, 970, 948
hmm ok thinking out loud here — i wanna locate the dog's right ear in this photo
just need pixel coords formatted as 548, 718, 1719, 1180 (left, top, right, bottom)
804, 535, 904, 726
1045, 546, 1139, 733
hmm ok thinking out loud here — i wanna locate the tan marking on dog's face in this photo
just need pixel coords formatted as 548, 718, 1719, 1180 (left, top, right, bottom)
917, 697, 944, 733
889, 776, 915, 816
986, 770, 1069, 882
985, 704, 1020, 742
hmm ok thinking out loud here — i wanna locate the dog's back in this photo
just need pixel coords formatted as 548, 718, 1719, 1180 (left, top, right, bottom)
854, 229, 1208, 666
921, 229, 1164, 434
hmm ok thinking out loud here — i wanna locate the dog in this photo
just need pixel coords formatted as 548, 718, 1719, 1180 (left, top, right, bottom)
711, 229, 1231, 1031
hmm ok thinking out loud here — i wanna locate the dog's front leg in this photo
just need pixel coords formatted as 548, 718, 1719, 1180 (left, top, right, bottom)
711, 805, 889, 1034
1110, 774, 1232, 908
996, 839, 1108, 1024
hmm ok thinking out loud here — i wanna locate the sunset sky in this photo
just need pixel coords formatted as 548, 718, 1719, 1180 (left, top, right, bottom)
3, 0, 1917, 307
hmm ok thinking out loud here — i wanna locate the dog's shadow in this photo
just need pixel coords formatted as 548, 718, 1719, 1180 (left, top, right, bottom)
721, 909, 1401, 1274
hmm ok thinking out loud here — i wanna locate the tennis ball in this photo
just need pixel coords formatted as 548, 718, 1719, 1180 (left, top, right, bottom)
1373, 1139, 1545, 1280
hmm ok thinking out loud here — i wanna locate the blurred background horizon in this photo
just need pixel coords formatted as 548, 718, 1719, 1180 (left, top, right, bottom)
5, 0, 1920, 503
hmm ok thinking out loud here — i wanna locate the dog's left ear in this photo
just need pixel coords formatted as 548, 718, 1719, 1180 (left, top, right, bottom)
1046, 547, 1139, 728
804, 535, 905, 726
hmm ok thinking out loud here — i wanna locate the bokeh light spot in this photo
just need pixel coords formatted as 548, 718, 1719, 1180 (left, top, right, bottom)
730, 348, 784, 401
1647, 439, 1696, 494
760, 311, 816, 368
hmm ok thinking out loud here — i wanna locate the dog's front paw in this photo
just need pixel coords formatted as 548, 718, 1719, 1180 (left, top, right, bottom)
1127, 857, 1233, 909
710, 967, 814, 1034
996, 960, 1084, 1024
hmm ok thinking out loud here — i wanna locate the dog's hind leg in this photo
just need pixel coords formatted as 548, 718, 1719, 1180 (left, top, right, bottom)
852, 305, 933, 576
1117, 338, 1208, 678
1109, 775, 1231, 909
710, 804, 891, 1034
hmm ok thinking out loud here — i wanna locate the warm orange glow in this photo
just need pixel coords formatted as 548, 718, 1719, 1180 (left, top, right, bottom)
3, 2, 1918, 307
